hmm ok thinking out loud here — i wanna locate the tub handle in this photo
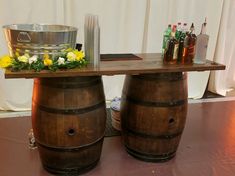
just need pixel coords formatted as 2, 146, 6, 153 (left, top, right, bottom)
17, 32, 31, 42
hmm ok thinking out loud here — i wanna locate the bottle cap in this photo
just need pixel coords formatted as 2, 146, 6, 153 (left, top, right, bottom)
172, 25, 177, 31
190, 23, 195, 32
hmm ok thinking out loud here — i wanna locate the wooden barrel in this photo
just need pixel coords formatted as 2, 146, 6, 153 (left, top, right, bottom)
32, 76, 106, 175
121, 72, 188, 162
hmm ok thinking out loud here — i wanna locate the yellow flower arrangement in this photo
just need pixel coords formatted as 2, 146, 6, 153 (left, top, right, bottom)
18, 54, 29, 63
0, 48, 87, 72
74, 50, 85, 61
43, 58, 53, 66
67, 52, 77, 62
0, 55, 13, 68
43, 53, 53, 66
15, 52, 20, 57
15, 48, 21, 57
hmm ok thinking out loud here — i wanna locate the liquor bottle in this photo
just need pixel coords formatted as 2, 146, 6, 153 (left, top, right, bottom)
163, 25, 179, 64
175, 22, 182, 40
177, 23, 187, 63
194, 19, 209, 64
162, 24, 172, 56
182, 23, 197, 64
182, 23, 188, 33
28, 129, 37, 149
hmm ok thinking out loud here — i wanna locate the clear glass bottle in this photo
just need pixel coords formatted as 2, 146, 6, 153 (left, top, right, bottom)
162, 24, 172, 56
182, 23, 188, 33
194, 19, 209, 64
28, 128, 37, 149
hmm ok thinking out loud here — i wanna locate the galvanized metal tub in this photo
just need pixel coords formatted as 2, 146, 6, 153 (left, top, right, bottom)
3, 24, 77, 58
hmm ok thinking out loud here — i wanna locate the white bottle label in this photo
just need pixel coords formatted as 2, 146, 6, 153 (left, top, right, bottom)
173, 44, 179, 60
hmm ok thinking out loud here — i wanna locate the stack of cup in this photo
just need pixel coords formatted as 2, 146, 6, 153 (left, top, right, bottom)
84, 14, 100, 67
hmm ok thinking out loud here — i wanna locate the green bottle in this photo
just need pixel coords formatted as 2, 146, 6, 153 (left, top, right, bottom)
163, 25, 179, 64
175, 22, 182, 40
162, 24, 172, 56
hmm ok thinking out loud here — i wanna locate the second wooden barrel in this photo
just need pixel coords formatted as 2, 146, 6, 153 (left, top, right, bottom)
121, 72, 188, 162
32, 76, 106, 175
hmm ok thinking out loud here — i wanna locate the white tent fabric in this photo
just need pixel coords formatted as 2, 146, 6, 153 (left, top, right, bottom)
144, 0, 223, 99
0, 0, 65, 111
208, 0, 235, 96
0, 0, 224, 111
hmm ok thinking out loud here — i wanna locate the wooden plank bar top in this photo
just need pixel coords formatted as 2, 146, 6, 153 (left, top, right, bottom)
4, 53, 225, 79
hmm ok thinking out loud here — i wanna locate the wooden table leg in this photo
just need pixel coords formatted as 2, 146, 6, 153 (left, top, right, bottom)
121, 72, 188, 162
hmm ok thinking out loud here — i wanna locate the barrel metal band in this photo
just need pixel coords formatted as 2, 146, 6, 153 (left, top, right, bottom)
43, 158, 99, 175
34, 77, 102, 89
33, 101, 105, 115
125, 145, 176, 160
36, 135, 104, 152
123, 127, 183, 139
125, 96, 186, 107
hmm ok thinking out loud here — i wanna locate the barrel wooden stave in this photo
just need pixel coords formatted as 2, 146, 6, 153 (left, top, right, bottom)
121, 73, 188, 162
32, 107, 106, 147
32, 76, 106, 175
33, 77, 104, 109
38, 138, 103, 175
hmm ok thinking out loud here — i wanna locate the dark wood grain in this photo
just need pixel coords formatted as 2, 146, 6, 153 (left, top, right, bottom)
120, 72, 188, 162
4, 53, 225, 78
32, 76, 107, 175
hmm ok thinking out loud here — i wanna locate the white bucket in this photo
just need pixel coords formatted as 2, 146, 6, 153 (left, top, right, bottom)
110, 97, 121, 131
